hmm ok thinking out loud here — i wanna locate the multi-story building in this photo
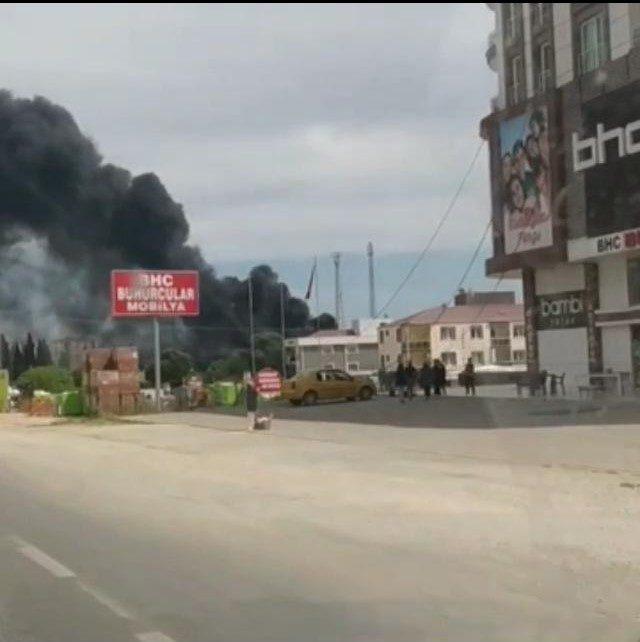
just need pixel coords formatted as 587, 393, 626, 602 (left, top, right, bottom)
284, 319, 383, 376
482, 3, 640, 392
378, 291, 525, 378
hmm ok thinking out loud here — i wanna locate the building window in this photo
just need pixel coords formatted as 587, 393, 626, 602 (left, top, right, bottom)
440, 326, 456, 341
347, 362, 359, 372
628, 258, 640, 306
504, 3, 521, 42
385, 354, 391, 363
379, 331, 384, 344
535, 42, 552, 92
579, 13, 607, 74
530, 3, 546, 28
345, 344, 359, 355
395, 328, 402, 343
470, 325, 484, 340
513, 324, 525, 338
321, 346, 334, 355
471, 351, 485, 366
441, 351, 457, 367
507, 54, 524, 106
513, 350, 527, 364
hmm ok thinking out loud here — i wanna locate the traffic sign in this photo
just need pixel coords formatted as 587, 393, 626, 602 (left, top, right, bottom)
255, 368, 282, 398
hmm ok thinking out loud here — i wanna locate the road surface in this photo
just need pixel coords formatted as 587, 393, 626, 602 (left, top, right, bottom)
1, 410, 639, 641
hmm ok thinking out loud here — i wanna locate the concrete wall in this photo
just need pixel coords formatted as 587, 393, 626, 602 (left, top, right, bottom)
553, 3, 574, 86
610, 3, 631, 60
535, 263, 585, 295
598, 254, 629, 311
601, 325, 632, 372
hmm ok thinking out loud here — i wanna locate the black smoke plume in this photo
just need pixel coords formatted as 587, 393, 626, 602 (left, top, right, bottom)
0, 91, 325, 364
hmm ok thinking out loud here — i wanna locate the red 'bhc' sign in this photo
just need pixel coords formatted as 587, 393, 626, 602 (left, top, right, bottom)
255, 368, 282, 398
111, 270, 200, 318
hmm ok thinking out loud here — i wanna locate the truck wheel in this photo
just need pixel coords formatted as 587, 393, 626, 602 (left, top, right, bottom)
302, 391, 318, 405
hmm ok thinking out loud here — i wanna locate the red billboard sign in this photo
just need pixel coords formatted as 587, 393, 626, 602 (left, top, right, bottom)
255, 368, 282, 398
111, 270, 200, 318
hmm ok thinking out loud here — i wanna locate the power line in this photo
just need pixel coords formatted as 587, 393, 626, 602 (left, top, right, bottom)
375, 139, 486, 318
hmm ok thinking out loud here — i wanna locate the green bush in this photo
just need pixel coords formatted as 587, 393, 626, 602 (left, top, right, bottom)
16, 366, 75, 395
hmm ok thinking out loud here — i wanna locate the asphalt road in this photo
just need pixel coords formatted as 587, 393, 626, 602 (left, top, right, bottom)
213, 390, 640, 429
1, 412, 640, 641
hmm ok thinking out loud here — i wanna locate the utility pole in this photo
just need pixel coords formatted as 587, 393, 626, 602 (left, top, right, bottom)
367, 241, 376, 318
248, 273, 256, 374
280, 282, 287, 377
332, 252, 343, 329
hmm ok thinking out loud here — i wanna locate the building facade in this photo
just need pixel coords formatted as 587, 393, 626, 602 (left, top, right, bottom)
284, 320, 382, 376
483, 3, 640, 392
378, 292, 525, 378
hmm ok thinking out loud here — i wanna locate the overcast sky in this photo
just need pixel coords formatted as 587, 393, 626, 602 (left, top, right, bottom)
0, 3, 502, 315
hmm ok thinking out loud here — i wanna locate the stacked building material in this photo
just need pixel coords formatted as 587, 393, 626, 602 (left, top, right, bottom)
85, 347, 140, 415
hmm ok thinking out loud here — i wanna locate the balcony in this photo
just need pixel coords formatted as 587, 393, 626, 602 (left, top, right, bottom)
507, 82, 524, 107
536, 69, 552, 93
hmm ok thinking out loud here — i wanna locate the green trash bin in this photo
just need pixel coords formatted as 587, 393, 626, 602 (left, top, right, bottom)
0, 370, 8, 412
59, 390, 84, 416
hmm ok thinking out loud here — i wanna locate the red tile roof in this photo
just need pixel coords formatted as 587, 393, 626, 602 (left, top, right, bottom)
389, 303, 524, 326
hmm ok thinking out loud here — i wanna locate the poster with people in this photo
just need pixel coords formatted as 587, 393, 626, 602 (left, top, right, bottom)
500, 107, 552, 254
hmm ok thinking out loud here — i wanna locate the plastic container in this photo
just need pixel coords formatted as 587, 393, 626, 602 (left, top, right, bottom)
58, 390, 84, 416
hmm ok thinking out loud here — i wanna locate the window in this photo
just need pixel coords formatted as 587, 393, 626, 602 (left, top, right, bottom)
441, 351, 457, 367
471, 351, 485, 366
347, 362, 359, 372
513, 324, 525, 339
440, 326, 456, 341
331, 370, 353, 381
385, 354, 390, 363
470, 325, 484, 340
395, 328, 402, 342
628, 258, 640, 306
379, 331, 384, 344
513, 350, 527, 364
579, 13, 607, 74
508, 55, 524, 105
535, 42, 552, 92
380, 356, 385, 368
321, 345, 334, 355
504, 3, 521, 41
530, 3, 545, 28
345, 344, 359, 355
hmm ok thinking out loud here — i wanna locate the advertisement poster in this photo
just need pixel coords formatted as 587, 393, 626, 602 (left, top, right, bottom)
500, 106, 553, 255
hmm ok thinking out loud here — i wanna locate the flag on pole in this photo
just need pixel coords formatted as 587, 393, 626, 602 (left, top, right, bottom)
304, 259, 317, 300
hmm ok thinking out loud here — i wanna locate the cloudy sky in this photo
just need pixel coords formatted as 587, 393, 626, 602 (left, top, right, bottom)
0, 3, 512, 319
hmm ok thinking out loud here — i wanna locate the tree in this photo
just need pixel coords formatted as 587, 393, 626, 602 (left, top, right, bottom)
23, 333, 36, 370
144, 349, 193, 387
35, 339, 53, 367
16, 366, 75, 395
311, 313, 337, 331
11, 342, 25, 381
57, 343, 71, 369
0, 335, 9, 371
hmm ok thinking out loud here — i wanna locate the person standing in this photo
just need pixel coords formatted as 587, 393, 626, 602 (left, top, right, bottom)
244, 372, 258, 430
433, 358, 446, 396
405, 360, 417, 401
419, 359, 433, 400
463, 358, 476, 396
395, 358, 407, 403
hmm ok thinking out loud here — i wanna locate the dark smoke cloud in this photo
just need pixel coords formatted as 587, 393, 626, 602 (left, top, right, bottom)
0, 90, 318, 363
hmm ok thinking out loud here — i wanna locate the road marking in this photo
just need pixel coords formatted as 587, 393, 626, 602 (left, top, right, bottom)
17, 543, 75, 578
77, 581, 134, 620
136, 632, 176, 642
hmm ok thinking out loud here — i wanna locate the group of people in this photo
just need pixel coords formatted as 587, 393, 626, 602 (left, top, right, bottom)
390, 357, 477, 400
